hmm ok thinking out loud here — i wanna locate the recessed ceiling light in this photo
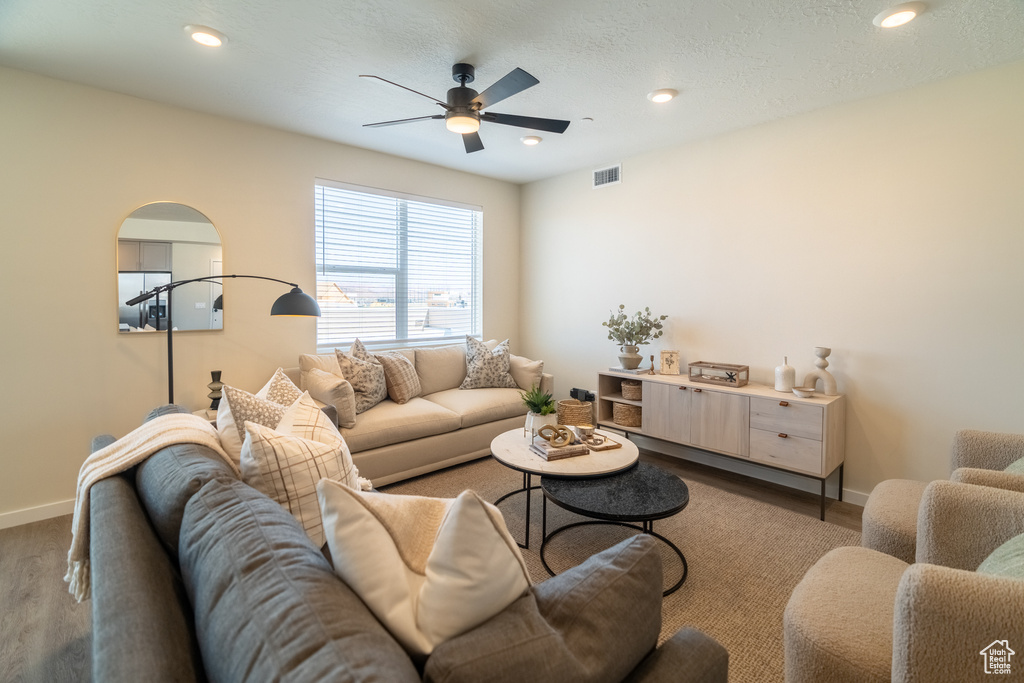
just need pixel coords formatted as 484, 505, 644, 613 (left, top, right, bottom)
185, 25, 227, 47
521, 136, 542, 146
647, 89, 678, 104
873, 2, 926, 28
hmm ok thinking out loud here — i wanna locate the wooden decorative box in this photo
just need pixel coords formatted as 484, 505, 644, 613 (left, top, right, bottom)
688, 361, 749, 388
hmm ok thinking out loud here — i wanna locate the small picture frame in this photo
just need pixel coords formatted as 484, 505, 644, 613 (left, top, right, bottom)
660, 350, 680, 375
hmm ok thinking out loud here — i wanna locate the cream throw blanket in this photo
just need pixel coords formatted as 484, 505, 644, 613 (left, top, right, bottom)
65, 413, 239, 602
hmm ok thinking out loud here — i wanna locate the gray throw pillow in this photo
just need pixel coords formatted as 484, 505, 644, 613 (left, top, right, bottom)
179, 479, 420, 683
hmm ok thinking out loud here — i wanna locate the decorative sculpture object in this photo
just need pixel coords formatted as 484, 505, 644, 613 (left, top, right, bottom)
537, 424, 575, 448
801, 347, 838, 396
208, 370, 224, 409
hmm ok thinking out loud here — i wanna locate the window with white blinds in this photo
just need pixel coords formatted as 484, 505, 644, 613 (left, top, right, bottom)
314, 180, 482, 350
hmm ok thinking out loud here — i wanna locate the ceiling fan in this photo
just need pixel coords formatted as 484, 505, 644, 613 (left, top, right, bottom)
360, 63, 570, 153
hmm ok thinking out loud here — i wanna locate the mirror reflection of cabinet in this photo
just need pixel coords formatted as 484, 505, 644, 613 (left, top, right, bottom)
118, 239, 172, 272
117, 202, 223, 333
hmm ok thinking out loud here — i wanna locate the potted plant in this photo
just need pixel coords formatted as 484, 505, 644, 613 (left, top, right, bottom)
602, 305, 668, 370
520, 384, 557, 438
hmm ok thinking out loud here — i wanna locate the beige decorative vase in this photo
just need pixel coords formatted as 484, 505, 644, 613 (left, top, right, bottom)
618, 345, 643, 370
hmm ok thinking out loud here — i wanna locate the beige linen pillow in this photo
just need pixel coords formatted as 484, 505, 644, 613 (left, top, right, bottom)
509, 354, 544, 391
255, 367, 303, 405
298, 353, 343, 391
414, 345, 467, 395
375, 351, 422, 404
216, 385, 289, 466
460, 337, 518, 390
336, 339, 387, 413
317, 480, 531, 656
305, 368, 357, 429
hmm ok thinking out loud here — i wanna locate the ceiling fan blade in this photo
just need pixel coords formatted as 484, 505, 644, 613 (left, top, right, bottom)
470, 68, 539, 109
363, 114, 444, 128
462, 131, 484, 153
359, 75, 450, 108
481, 112, 570, 134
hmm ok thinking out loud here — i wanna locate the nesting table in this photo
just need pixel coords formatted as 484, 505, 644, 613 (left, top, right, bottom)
490, 428, 690, 594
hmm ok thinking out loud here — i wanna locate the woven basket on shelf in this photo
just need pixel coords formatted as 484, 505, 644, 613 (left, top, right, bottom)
612, 402, 642, 428
557, 399, 593, 426
621, 380, 643, 401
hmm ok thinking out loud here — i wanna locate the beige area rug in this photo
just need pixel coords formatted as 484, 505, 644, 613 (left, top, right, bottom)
383, 456, 861, 683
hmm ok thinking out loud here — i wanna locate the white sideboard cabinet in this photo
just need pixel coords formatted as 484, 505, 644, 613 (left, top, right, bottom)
597, 370, 846, 520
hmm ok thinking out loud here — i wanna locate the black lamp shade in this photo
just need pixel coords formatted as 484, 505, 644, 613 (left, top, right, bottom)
271, 287, 321, 317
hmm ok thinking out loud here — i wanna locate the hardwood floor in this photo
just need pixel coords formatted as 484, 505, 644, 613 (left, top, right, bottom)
0, 516, 91, 683
0, 456, 861, 681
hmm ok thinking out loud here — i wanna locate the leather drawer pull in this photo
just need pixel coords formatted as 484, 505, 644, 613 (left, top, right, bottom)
693, 388, 702, 393
779, 401, 789, 407
679, 386, 687, 390
778, 433, 789, 438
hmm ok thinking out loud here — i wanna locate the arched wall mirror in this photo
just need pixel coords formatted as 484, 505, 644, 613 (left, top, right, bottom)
117, 202, 223, 332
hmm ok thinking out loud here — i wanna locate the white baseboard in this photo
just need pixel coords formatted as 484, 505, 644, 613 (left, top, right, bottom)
630, 434, 868, 508
0, 499, 75, 530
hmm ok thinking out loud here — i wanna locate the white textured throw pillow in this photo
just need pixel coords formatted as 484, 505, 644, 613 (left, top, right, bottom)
460, 336, 518, 389
255, 367, 303, 406
317, 480, 531, 655
217, 385, 289, 466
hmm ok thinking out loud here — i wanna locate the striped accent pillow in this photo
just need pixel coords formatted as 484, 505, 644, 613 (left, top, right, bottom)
375, 351, 422, 404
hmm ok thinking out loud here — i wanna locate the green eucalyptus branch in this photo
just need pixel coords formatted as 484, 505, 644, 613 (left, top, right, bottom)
601, 304, 668, 347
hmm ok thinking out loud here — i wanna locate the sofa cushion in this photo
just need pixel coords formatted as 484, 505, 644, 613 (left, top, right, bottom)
298, 352, 342, 391
341, 397, 461, 452
336, 340, 388, 413
135, 442, 238, 558
424, 388, 525, 429
510, 354, 544, 391
216, 385, 289, 466
415, 344, 468, 395
376, 351, 422, 404
255, 367, 303, 405
179, 478, 420, 683
423, 535, 663, 683
460, 337, 518, 390
305, 368, 357, 429
317, 481, 530, 656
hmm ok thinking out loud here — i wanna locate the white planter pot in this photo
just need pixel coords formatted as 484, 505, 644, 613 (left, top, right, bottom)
525, 411, 558, 439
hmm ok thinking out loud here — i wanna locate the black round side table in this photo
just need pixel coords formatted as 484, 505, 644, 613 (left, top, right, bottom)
540, 461, 690, 595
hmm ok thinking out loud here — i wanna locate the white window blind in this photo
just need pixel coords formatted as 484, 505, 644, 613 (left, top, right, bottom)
315, 181, 482, 350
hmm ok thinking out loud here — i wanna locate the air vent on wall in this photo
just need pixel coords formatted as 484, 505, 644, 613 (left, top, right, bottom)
593, 164, 621, 188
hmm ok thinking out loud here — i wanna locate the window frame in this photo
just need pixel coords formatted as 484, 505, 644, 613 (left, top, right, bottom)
314, 178, 483, 352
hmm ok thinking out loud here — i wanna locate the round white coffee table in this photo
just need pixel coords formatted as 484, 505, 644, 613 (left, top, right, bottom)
490, 428, 639, 548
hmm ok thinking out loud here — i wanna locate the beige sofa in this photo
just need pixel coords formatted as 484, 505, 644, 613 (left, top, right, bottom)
285, 342, 553, 486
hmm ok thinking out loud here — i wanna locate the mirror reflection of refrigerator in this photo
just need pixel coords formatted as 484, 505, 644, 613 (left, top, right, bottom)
118, 272, 172, 329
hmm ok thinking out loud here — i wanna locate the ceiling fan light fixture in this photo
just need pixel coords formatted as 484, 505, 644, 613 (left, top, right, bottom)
873, 2, 926, 28
647, 88, 678, 103
445, 112, 480, 134
185, 25, 226, 47
521, 136, 542, 146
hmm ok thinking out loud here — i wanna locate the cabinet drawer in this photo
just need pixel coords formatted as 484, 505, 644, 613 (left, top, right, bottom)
749, 397, 822, 440
750, 428, 822, 475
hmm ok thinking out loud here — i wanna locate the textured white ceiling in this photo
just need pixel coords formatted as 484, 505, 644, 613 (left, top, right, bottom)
2, 0, 1023, 183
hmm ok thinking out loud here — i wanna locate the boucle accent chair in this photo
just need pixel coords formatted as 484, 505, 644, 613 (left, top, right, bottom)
784, 480, 1024, 683
862, 429, 1024, 563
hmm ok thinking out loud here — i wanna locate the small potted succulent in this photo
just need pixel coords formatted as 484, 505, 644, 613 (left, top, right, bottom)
602, 305, 668, 370
520, 384, 557, 438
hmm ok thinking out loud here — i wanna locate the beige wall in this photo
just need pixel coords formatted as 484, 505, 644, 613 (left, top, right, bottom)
0, 66, 520, 524
521, 59, 1024, 503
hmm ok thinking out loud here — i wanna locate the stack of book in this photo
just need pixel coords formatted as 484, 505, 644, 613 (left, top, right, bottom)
530, 437, 590, 461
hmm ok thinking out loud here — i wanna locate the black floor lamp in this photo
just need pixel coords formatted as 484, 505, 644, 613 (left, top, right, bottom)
124, 274, 320, 405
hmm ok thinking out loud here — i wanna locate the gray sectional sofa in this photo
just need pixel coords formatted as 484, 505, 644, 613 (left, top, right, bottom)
88, 406, 729, 682
286, 342, 555, 486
